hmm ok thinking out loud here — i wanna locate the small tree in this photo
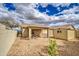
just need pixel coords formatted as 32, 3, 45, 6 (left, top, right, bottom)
48, 39, 58, 56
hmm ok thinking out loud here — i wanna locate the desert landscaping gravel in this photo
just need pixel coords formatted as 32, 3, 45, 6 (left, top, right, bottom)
7, 37, 79, 56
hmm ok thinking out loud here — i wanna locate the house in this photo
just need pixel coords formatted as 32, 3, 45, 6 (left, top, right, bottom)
49, 25, 76, 41
20, 24, 76, 41
75, 29, 79, 38
20, 24, 49, 39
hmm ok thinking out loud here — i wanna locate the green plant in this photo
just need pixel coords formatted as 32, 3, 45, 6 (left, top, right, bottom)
48, 39, 58, 56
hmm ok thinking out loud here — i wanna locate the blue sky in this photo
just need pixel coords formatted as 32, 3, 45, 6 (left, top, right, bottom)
35, 3, 79, 16
3, 3, 16, 11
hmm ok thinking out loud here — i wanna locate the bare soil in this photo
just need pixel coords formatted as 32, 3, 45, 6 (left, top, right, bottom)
7, 37, 48, 56
7, 37, 79, 56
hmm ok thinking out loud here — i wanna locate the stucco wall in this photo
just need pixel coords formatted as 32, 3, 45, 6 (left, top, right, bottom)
49, 29, 54, 37
53, 29, 75, 40
67, 30, 75, 41
76, 30, 79, 38
0, 29, 17, 56
41, 29, 48, 38
53, 29, 67, 40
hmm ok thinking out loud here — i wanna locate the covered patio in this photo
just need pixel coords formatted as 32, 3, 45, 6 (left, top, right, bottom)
20, 24, 50, 39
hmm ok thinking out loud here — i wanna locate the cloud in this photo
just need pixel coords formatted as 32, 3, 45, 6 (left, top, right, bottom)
49, 22, 68, 26
51, 3, 70, 7
0, 3, 79, 28
37, 3, 71, 8
34, 3, 79, 27
59, 6, 79, 20
13, 3, 79, 26
56, 6, 79, 15
37, 3, 48, 7
0, 3, 51, 27
36, 3, 71, 12
48, 5, 79, 27
14, 3, 51, 22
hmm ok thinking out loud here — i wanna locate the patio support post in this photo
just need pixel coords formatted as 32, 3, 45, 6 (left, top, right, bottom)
47, 29, 49, 38
28, 27, 32, 39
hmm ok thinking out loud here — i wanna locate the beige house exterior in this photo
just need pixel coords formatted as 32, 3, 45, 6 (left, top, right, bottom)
20, 24, 76, 41
75, 29, 79, 38
50, 25, 76, 41
20, 24, 49, 39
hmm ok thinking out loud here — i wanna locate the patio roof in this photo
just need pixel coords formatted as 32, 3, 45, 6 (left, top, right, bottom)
20, 24, 49, 28
20, 23, 76, 30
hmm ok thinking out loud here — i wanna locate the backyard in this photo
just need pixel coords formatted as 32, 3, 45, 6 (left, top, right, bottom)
7, 37, 79, 56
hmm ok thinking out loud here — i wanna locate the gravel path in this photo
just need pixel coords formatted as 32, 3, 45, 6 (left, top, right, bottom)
7, 37, 79, 56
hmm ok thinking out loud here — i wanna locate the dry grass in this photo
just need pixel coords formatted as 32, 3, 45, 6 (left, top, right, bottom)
7, 37, 79, 56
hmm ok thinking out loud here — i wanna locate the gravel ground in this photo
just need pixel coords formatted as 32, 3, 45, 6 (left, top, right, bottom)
7, 37, 79, 56
7, 37, 48, 56
57, 39, 79, 56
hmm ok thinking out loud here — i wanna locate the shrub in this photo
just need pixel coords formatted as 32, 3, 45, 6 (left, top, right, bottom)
48, 38, 58, 56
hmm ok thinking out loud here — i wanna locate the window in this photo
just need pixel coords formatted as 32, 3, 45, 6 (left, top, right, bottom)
57, 30, 62, 33
57, 31, 60, 33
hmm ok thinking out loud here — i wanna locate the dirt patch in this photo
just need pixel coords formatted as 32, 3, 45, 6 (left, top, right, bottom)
7, 37, 79, 56
7, 37, 48, 56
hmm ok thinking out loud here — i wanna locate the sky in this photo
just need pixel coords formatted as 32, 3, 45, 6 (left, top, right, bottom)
3, 3, 79, 15
35, 3, 79, 16
0, 3, 79, 28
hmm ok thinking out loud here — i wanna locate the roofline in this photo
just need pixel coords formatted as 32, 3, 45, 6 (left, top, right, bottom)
20, 24, 76, 30
20, 24, 49, 28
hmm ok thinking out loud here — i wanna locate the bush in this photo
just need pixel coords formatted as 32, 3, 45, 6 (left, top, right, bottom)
48, 39, 58, 56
